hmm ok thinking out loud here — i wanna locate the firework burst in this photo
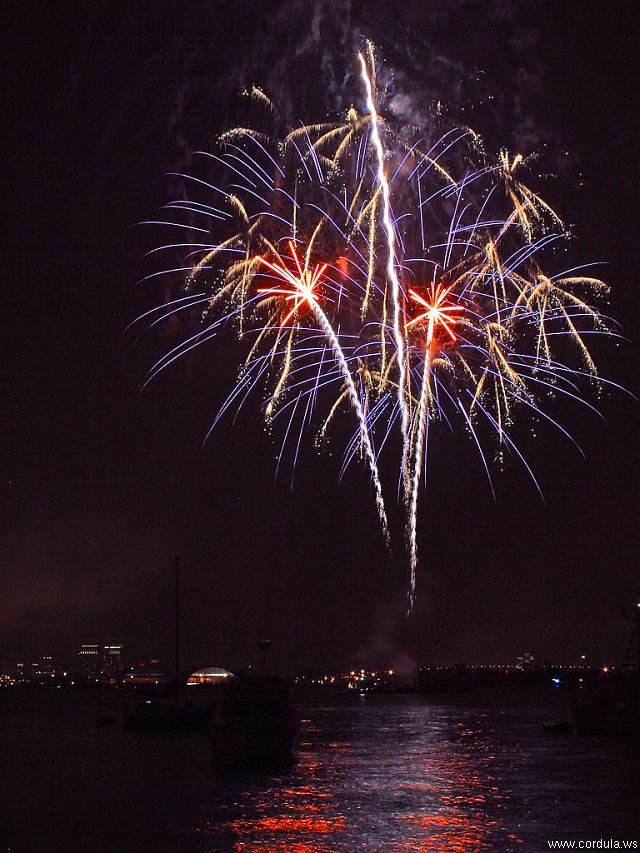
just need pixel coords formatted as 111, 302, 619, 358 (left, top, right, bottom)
137, 42, 619, 611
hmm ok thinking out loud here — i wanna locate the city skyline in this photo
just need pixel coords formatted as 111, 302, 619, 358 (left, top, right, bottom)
3, 623, 637, 679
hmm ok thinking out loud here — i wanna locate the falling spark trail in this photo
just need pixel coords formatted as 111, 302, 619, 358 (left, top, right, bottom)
358, 50, 410, 451
256, 240, 390, 545
313, 301, 391, 548
407, 349, 431, 611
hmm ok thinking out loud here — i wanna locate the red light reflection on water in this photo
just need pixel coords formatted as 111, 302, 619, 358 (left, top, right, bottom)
384, 740, 521, 850
205, 711, 528, 851
230, 815, 345, 834
227, 767, 346, 853
400, 812, 498, 852
230, 814, 345, 853
233, 845, 339, 853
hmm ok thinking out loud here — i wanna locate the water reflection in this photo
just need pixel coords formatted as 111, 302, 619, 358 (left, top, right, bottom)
201, 702, 529, 851
2, 694, 636, 852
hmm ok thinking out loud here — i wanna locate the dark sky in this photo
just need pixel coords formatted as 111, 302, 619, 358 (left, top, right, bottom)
3, 0, 639, 676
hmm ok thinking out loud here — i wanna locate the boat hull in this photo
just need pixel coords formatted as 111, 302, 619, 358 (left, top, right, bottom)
572, 677, 640, 737
210, 674, 297, 765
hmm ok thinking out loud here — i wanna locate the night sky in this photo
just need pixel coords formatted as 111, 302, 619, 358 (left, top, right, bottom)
3, 0, 639, 676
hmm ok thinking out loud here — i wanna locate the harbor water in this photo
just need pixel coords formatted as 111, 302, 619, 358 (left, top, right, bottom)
1, 691, 638, 851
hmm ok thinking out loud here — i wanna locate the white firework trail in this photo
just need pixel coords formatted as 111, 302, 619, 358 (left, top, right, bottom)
358, 49, 410, 453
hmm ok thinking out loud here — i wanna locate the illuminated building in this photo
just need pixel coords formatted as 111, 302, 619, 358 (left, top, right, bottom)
121, 662, 172, 687
78, 644, 100, 679
101, 644, 123, 679
186, 667, 233, 686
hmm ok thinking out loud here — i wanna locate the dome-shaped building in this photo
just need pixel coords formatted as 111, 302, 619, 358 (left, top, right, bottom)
187, 666, 233, 686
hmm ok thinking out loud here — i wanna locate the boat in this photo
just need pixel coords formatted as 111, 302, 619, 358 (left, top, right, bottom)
572, 606, 640, 736
122, 557, 213, 733
210, 673, 297, 765
571, 675, 640, 737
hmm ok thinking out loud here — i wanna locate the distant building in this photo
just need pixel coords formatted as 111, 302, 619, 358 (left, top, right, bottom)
30, 655, 55, 682
78, 644, 101, 679
121, 662, 172, 687
187, 667, 233, 686
102, 644, 123, 679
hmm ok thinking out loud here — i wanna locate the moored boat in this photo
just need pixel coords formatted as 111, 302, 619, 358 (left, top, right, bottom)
572, 606, 640, 736
210, 673, 297, 764
571, 675, 640, 737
